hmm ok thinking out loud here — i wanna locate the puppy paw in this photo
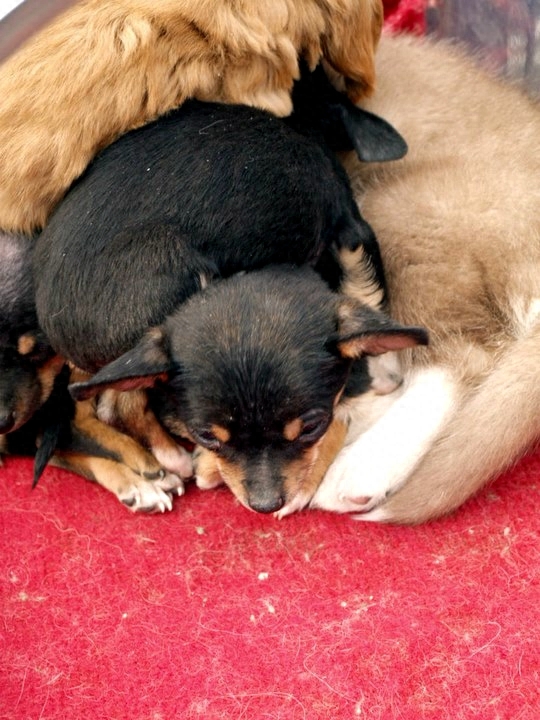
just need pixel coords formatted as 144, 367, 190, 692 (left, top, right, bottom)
274, 491, 312, 519
195, 473, 224, 490
119, 470, 185, 513
309, 442, 394, 514
192, 446, 224, 491
152, 444, 193, 479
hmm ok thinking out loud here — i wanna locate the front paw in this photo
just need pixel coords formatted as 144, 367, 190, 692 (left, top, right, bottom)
119, 469, 185, 513
310, 443, 389, 514
192, 446, 224, 490
152, 443, 193, 479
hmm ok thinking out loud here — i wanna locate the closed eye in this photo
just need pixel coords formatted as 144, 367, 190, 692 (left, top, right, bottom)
190, 427, 225, 452
296, 409, 331, 445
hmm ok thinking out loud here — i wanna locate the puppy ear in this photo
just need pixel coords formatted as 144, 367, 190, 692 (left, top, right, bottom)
69, 328, 173, 401
334, 299, 429, 358
335, 104, 408, 163
322, 0, 384, 101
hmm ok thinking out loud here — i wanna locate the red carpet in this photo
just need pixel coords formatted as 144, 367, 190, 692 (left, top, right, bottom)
2, 450, 540, 719
3, 2, 540, 718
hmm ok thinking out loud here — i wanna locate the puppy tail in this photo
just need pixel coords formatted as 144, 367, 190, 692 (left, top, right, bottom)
371, 326, 540, 524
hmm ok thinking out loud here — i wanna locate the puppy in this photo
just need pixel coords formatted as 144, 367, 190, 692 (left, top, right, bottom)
0, 232, 64, 438
34, 64, 407, 373
0, 0, 383, 235
69, 266, 427, 515
311, 33, 540, 523
0, 234, 186, 511
33, 66, 407, 510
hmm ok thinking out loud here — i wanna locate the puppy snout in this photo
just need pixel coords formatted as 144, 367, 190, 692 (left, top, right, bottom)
0, 411, 15, 434
248, 493, 285, 514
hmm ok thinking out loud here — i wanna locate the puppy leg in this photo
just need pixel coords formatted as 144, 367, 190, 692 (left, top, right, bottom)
193, 446, 224, 490
53, 399, 185, 512
311, 367, 459, 513
51, 453, 182, 513
97, 389, 193, 479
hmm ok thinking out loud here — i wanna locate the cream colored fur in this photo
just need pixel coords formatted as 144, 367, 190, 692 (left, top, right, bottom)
0, 0, 382, 235
312, 33, 540, 523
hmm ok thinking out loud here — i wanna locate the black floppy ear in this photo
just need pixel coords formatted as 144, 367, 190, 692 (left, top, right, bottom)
335, 103, 408, 163
334, 299, 428, 358
69, 328, 174, 401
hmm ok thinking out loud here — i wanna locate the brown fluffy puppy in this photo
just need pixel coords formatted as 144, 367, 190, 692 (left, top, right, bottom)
0, 0, 383, 235
311, 33, 540, 523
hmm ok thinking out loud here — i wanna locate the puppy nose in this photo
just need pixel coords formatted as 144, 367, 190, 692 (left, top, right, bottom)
0, 411, 15, 434
249, 494, 285, 514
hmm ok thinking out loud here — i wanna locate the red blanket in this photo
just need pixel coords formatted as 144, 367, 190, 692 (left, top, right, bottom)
2, 3, 540, 718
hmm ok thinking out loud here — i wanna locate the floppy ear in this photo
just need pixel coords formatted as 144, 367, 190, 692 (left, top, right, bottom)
322, 0, 384, 101
69, 328, 173, 401
334, 299, 429, 358
335, 103, 408, 163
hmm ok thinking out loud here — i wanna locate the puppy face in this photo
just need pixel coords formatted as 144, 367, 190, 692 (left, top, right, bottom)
0, 233, 63, 434
70, 267, 427, 514
0, 331, 62, 434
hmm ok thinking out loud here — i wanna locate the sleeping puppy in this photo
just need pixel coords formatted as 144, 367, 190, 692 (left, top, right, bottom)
69, 266, 427, 515
311, 33, 540, 523
0, 0, 383, 235
34, 64, 408, 373
33, 65, 408, 510
0, 233, 186, 511
0, 233, 64, 439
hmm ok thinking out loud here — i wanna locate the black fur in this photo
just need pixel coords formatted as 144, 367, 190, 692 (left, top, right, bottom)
34, 66, 406, 373
0, 233, 58, 434
70, 266, 428, 513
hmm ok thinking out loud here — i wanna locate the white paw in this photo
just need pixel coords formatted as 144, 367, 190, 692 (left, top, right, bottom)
195, 473, 224, 490
310, 442, 384, 513
351, 506, 392, 523
153, 444, 193, 479
274, 491, 312, 519
119, 471, 184, 513
312, 367, 458, 514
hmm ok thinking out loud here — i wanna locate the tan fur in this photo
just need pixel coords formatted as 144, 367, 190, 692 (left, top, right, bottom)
0, 0, 382, 235
96, 388, 193, 478
36, 355, 66, 405
52, 398, 186, 512
194, 417, 347, 513
338, 33, 540, 523
281, 417, 348, 515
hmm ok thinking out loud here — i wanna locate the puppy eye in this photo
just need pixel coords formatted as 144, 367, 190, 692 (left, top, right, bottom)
297, 410, 331, 444
191, 428, 223, 452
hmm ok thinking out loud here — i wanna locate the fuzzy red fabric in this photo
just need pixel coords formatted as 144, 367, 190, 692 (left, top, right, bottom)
3, 2, 540, 718
383, 0, 426, 35
2, 451, 540, 719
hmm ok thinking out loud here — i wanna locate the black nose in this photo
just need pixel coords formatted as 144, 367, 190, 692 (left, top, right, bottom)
249, 494, 285, 514
0, 411, 15, 434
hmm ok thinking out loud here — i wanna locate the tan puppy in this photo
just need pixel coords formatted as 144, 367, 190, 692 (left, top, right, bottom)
0, 0, 382, 235
311, 33, 540, 523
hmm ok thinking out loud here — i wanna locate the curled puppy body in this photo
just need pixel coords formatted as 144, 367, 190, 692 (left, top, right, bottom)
311, 33, 540, 523
0, 0, 383, 235
33, 65, 407, 499
70, 266, 427, 515
0, 235, 186, 510
0, 232, 64, 441
33, 66, 407, 370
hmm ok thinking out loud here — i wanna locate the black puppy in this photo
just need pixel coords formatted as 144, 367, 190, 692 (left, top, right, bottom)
34, 67, 409, 510
0, 233, 188, 509
0, 232, 67, 473
35, 65, 406, 372
70, 266, 427, 515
